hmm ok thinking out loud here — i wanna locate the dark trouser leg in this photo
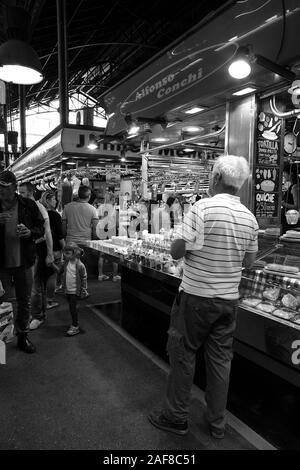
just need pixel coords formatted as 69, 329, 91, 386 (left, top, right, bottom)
67, 294, 78, 326
204, 301, 237, 432
11, 267, 33, 334
164, 292, 237, 428
31, 258, 47, 320
165, 331, 196, 422
164, 292, 211, 422
0, 268, 14, 303
46, 251, 61, 302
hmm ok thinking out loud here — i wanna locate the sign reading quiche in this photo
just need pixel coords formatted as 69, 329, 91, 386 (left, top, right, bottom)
254, 107, 282, 220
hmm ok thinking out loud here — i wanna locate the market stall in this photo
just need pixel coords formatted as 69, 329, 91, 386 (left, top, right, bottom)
86, 235, 300, 388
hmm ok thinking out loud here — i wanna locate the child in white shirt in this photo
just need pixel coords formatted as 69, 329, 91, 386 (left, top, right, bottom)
62, 242, 88, 336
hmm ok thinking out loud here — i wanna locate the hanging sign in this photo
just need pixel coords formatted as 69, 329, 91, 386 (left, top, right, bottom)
254, 109, 282, 221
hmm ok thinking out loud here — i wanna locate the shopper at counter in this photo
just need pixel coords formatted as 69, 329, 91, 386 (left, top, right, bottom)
148, 155, 258, 439
62, 185, 99, 246
0, 171, 45, 353
97, 202, 120, 282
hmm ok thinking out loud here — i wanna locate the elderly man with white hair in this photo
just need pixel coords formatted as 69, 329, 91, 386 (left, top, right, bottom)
148, 155, 259, 439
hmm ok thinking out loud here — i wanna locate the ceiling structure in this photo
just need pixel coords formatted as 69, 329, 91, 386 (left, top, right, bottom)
0, 0, 229, 116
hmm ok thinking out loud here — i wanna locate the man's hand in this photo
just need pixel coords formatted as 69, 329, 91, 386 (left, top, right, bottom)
0, 212, 12, 224
17, 224, 31, 238
45, 253, 54, 266
170, 238, 186, 260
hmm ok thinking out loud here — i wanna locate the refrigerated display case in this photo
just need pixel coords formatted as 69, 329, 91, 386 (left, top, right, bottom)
237, 240, 300, 387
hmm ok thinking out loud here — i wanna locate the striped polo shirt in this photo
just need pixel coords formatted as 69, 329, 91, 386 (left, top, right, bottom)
179, 193, 259, 300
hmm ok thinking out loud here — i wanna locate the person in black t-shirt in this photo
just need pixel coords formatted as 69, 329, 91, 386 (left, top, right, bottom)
40, 191, 65, 308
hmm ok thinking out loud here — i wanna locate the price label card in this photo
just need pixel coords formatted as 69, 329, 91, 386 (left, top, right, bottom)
0, 339, 6, 364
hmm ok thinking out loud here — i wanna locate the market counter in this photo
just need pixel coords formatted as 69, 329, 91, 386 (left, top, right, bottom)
86, 239, 300, 387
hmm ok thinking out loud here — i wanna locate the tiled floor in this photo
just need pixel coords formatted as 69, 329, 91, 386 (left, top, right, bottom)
0, 279, 261, 450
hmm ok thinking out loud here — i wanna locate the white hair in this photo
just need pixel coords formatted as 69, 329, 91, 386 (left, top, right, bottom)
212, 155, 250, 190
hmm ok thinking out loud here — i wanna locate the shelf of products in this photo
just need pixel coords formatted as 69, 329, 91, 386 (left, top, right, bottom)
86, 232, 184, 278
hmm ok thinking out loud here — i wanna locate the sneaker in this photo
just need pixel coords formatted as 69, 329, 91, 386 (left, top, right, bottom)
210, 427, 225, 439
98, 275, 109, 281
203, 414, 225, 439
112, 275, 121, 282
46, 301, 59, 310
29, 318, 44, 330
66, 325, 80, 336
148, 410, 188, 436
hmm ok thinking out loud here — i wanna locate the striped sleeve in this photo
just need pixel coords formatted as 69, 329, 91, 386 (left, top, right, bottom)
182, 204, 204, 250
246, 217, 259, 253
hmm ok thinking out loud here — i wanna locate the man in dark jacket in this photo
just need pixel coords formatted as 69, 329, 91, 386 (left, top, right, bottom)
0, 171, 44, 353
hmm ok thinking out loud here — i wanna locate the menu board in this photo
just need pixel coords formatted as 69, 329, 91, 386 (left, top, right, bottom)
254, 109, 282, 220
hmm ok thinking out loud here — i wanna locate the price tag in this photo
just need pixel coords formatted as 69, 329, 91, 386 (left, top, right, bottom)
0, 339, 6, 364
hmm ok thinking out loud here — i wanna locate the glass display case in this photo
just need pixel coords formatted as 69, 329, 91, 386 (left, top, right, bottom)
239, 242, 300, 327
237, 241, 300, 387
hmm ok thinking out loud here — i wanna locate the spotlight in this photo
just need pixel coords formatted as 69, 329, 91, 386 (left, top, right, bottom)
88, 134, 98, 150
128, 124, 140, 135
228, 47, 252, 79
228, 45, 295, 81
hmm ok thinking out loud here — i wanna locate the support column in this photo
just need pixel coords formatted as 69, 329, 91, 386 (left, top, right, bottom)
225, 95, 256, 210
3, 105, 9, 168
140, 140, 149, 199
19, 84, 26, 154
56, 0, 68, 126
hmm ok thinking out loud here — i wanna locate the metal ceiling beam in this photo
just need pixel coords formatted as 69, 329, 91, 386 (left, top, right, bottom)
56, 0, 68, 125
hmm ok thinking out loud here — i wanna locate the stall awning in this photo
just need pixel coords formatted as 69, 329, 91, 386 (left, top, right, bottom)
101, 0, 300, 137
9, 125, 142, 180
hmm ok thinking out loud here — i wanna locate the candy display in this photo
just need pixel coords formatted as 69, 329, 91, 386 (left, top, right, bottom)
86, 231, 184, 278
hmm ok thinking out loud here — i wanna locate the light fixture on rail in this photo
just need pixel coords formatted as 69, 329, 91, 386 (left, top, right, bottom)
88, 134, 98, 150
228, 46, 295, 81
128, 123, 140, 135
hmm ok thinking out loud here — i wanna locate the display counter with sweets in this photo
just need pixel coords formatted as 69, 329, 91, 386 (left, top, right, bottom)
87, 236, 300, 387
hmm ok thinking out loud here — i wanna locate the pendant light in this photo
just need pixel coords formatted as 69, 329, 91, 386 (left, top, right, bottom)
0, 39, 43, 85
0, 6, 44, 85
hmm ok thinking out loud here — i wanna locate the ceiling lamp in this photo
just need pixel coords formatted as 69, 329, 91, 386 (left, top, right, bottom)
128, 124, 140, 135
152, 137, 169, 142
0, 39, 43, 85
182, 126, 202, 133
232, 86, 257, 96
228, 46, 295, 81
228, 47, 252, 79
88, 134, 98, 150
184, 106, 205, 114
